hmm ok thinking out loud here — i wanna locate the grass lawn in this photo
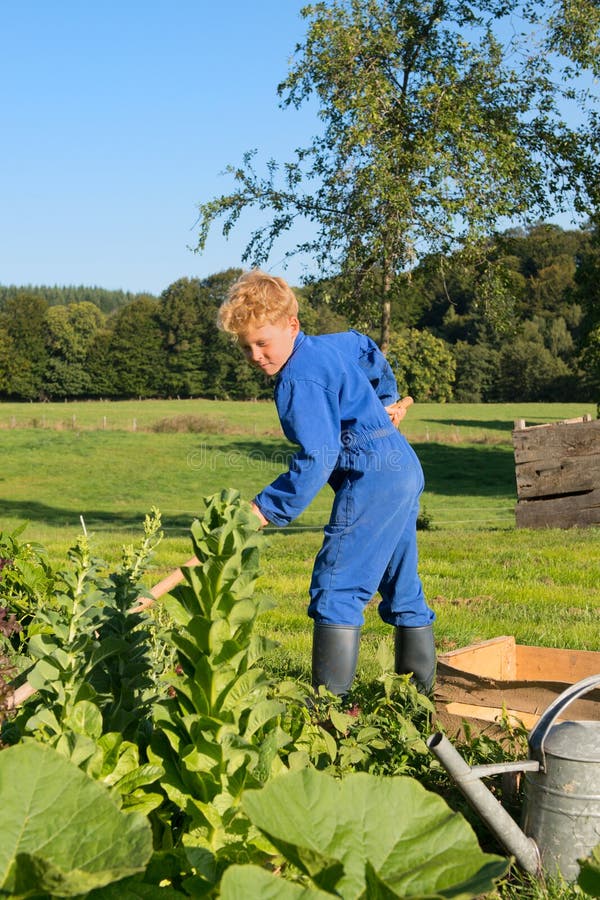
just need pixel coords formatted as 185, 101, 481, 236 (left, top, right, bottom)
2, 399, 599, 900
1, 398, 599, 672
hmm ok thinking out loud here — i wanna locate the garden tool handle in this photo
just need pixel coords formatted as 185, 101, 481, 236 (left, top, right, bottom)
529, 673, 600, 770
130, 555, 199, 612
7, 557, 201, 710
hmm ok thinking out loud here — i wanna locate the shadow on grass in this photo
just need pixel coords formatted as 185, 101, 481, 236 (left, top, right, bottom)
0, 499, 195, 536
199, 437, 295, 462
421, 418, 516, 433
414, 442, 516, 498
1, 442, 517, 534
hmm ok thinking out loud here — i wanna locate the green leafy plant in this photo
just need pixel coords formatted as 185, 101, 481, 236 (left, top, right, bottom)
219, 767, 509, 898
0, 741, 153, 896
578, 844, 600, 897
2, 511, 167, 816
0, 609, 21, 741
295, 643, 435, 778
10, 509, 163, 743
148, 490, 302, 891
4, 491, 579, 898
0, 524, 55, 624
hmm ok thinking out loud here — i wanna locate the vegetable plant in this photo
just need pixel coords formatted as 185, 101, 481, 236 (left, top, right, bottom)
1, 490, 587, 899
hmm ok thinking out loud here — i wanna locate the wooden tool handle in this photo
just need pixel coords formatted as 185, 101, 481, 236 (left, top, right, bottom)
7, 555, 201, 709
130, 555, 199, 612
390, 396, 414, 412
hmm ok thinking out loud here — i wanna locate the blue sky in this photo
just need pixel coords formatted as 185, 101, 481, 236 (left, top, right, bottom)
1, 1, 318, 294
2, 2, 594, 297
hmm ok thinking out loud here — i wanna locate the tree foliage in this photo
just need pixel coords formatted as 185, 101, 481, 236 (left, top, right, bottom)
0, 293, 49, 400
387, 329, 456, 402
195, 0, 600, 349
0, 223, 597, 402
0, 284, 155, 314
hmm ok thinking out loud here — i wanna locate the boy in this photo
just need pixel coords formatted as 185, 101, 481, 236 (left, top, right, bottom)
217, 269, 435, 695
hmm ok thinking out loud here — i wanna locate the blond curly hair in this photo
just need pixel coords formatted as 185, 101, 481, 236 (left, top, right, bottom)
217, 269, 299, 334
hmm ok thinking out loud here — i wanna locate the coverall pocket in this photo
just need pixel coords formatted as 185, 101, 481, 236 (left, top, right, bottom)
330, 475, 354, 527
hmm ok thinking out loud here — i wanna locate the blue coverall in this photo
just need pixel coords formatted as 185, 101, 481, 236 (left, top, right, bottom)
253, 330, 435, 630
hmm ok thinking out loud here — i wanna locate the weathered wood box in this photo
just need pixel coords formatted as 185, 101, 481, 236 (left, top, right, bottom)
435, 636, 600, 737
512, 415, 600, 528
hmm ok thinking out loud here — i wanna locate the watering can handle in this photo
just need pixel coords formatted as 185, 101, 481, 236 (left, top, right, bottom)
529, 673, 600, 769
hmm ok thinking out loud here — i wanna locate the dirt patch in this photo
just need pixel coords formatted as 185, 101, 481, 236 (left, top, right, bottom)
431, 595, 491, 607
150, 415, 232, 434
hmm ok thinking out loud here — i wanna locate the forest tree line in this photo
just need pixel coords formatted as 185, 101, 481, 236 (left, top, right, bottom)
0, 222, 599, 404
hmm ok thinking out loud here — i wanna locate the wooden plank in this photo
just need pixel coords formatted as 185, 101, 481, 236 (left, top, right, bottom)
436, 667, 600, 713
436, 640, 600, 731
512, 419, 600, 465
515, 645, 600, 682
515, 488, 600, 528
444, 701, 540, 729
513, 415, 592, 432
435, 664, 600, 728
439, 636, 517, 679
443, 698, 600, 728
441, 639, 600, 684
515, 455, 600, 498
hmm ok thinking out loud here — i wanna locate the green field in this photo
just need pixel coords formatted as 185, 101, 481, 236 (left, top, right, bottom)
1, 398, 599, 678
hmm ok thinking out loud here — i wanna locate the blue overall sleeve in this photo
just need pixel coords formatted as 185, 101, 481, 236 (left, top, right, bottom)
352, 330, 399, 405
253, 378, 340, 526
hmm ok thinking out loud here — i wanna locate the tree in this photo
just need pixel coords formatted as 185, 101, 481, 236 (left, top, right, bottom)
387, 329, 456, 401
97, 297, 164, 398
196, 0, 600, 351
44, 302, 105, 398
578, 325, 600, 402
452, 341, 500, 402
495, 320, 573, 401
0, 293, 49, 399
0, 331, 19, 398
575, 220, 600, 402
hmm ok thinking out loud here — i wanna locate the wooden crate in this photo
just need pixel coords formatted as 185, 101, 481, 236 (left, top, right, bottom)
435, 636, 600, 736
512, 415, 600, 528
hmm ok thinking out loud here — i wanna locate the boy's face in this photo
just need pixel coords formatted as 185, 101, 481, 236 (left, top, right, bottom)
238, 316, 300, 376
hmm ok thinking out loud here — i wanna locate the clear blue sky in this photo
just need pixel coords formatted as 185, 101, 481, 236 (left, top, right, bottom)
1, 1, 318, 295
2, 2, 592, 298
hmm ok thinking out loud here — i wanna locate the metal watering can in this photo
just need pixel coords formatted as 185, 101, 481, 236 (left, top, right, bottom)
427, 673, 600, 881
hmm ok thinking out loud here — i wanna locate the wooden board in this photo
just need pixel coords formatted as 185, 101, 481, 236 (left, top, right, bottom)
438, 636, 600, 683
515, 643, 600, 682
515, 457, 600, 499
515, 487, 600, 528
438, 636, 518, 679
512, 418, 600, 467
435, 637, 600, 739
512, 418, 600, 528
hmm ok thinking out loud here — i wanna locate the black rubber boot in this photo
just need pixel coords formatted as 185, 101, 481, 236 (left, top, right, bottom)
394, 624, 436, 694
311, 623, 361, 696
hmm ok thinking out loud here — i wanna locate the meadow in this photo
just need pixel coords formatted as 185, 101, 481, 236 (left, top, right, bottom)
1, 398, 599, 682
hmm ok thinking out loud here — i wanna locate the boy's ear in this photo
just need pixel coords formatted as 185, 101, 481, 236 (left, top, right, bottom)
290, 315, 300, 334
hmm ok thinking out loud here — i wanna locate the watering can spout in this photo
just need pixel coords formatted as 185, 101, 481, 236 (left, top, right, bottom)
427, 732, 542, 875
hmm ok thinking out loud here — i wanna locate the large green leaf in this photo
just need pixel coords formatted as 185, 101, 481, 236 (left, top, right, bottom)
0, 742, 152, 896
220, 864, 334, 899
578, 844, 600, 896
86, 878, 185, 898
241, 769, 508, 899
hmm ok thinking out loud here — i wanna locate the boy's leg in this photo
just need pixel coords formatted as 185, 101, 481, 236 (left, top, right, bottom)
311, 622, 361, 696
308, 441, 431, 692
394, 624, 436, 694
377, 510, 436, 693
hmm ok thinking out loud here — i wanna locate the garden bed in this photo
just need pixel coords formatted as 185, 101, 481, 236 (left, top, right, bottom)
434, 635, 600, 738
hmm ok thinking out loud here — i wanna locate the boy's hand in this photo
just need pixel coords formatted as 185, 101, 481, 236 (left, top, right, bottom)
386, 396, 414, 427
251, 502, 270, 528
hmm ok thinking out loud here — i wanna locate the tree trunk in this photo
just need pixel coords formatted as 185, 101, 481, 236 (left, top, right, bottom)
379, 266, 393, 353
